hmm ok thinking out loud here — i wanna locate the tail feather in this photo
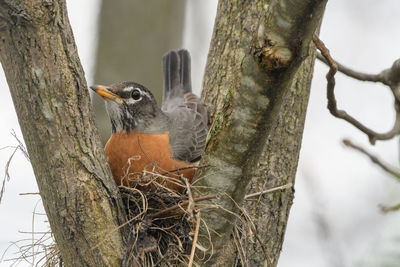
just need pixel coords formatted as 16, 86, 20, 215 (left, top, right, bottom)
177, 49, 192, 92
162, 49, 192, 112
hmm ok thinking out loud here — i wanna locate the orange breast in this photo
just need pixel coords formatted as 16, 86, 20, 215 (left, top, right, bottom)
104, 131, 195, 192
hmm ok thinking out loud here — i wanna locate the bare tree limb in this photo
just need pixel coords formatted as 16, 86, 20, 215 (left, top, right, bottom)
316, 52, 383, 83
196, 0, 327, 264
343, 139, 400, 180
0, 1, 126, 265
313, 35, 400, 144
380, 203, 400, 213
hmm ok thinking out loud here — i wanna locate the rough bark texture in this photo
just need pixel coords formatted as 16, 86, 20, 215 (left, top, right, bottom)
196, 0, 327, 265
93, 0, 186, 144
245, 46, 318, 266
0, 1, 125, 266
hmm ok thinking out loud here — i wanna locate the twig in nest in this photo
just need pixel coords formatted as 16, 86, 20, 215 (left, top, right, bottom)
313, 34, 400, 144
188, 211, 201, 267
343, 139, 400, 180
244, 183, 293, 199
238, 206, 267, 256
148, 195, 217, 219
160, 165, 210, 176
233, 225, 247, 267
181, 176, 195, 219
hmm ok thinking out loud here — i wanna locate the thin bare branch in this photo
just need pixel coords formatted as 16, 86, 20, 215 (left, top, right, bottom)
316, 52, 383, 83
343, 139, 400, 180
0, 146, 18, 204
19, 192, 40, 196
313, 35, 400, 144
380, 203, 400, 213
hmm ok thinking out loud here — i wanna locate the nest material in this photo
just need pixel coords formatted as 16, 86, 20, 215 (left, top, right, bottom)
10, 171, 212, 267
120, 174, 198, 267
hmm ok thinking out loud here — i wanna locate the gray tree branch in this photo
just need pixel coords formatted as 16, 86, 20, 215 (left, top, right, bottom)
343, 139, 400, 180
0, 1, 126, 266
314, 36, 400, 144
196, 0, 327, 265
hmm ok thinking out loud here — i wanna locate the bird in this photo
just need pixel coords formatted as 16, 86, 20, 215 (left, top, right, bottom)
90, 50, 208, 192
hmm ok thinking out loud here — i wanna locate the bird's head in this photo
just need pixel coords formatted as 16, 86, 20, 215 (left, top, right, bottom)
90, 82, 164, 133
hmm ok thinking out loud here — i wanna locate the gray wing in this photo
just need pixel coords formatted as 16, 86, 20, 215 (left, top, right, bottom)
167, 93, 208, 163
162, 49, 208, 162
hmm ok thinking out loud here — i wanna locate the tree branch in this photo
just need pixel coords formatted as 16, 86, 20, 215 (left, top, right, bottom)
316, 52, 383, 83
343, 139, 400, 180
196, 0, 327, 264
0, 1, 126, 266
314, 35, 400, 144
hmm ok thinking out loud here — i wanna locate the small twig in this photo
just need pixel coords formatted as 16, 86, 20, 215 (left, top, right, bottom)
188, 211, 201, 267
343, 139, 400, 180
1, 131, 30, 204
316, 52, 383, 83
0, 146, 19, 204
19, 192, 40, 196
11, 130, 30, 161
160, 165, 209, 176
232, 226, 247, 267
244, 183, 293, 199
238, 206, 267, 256
380, 203, 400, 213
181, 176, 195, 218
313, 34, 400, 144
148, 195, 217, 219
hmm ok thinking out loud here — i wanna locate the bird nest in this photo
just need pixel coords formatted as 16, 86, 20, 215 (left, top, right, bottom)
1, 170, 215, 267
119, 170, 215, 267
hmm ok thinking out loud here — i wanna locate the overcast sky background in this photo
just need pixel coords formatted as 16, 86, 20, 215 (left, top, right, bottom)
1, 1, 400, 266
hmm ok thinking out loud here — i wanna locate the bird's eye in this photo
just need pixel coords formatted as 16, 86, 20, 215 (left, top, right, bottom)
131, 89, 141, 100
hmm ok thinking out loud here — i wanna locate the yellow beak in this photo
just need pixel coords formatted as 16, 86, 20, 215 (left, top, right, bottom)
90, 85, 124, 104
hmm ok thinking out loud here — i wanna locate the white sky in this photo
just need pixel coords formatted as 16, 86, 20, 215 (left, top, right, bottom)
1, 1, 399, 266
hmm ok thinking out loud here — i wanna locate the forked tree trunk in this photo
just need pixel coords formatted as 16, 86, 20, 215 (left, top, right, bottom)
0, 0, 327, 266
196, 0, 327, 265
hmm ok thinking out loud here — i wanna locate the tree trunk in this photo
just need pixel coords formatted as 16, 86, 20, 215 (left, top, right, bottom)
196, 0, 327, 265
0, 0, 328, 266
92, 0, 186, 144
0, 1, 125, 266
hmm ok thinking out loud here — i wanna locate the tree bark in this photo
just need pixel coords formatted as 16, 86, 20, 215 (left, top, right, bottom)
92, 0, 186, 144
0, 0, 328, 266
0, 1, 125, 266
196, 0, 327, 265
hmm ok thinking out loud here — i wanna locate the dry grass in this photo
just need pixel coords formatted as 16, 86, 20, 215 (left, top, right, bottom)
1, 169, 217, 267
118, 170, 217, 267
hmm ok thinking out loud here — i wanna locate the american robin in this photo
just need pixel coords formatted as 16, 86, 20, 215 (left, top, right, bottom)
91, 50, 208, 191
